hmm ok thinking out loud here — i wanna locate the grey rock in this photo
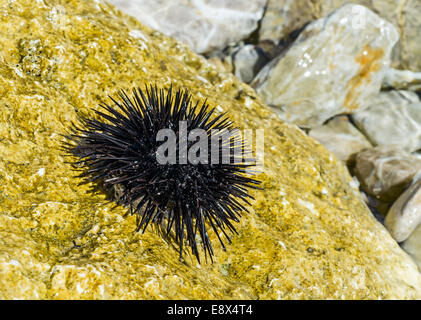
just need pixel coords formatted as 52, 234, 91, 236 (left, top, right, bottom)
400, 0, 421, 71
354, 146, 421, 203
317, 0, 421, 72
206, 56, 233, 74
309, 116, 372, 162
257, 40, 285, 62
232, 44, 270, 84
402, 225, 421, 271
108, 0, 267, 54
252, 4, 399, 128
383, 68, 421, 92
363, 192, 392, 218
385, 179, 421, 243
260, 0, 421, 72
352, 91, 421, 152
207, 40, 282, 84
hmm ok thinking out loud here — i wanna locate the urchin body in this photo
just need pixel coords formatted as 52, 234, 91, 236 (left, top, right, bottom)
64, 85, 260, 262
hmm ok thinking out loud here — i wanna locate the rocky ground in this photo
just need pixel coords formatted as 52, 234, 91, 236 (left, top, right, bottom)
0, 0, 420, 299
110, 0, 421, 272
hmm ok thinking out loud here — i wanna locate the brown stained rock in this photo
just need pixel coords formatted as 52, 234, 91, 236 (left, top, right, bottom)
0, 0, 420, 299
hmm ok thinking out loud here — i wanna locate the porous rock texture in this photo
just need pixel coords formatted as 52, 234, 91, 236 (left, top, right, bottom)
0, 0, 420, 299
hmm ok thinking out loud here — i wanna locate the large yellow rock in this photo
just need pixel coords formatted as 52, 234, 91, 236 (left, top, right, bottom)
0, 0, 420, 299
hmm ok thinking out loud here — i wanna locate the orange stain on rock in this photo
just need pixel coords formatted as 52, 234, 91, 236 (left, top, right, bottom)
343, 45, 384, 110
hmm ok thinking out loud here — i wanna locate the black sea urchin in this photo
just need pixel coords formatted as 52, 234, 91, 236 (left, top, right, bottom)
64, 85, 260, 262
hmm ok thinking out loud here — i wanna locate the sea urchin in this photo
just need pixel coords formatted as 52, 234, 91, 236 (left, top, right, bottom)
64, 85, 260, 262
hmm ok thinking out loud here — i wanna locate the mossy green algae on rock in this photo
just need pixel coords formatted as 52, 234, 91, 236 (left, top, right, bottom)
0, 0, 420, 299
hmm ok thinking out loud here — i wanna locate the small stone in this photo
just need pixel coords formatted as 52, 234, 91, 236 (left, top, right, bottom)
352, 91, 421, 152
309, 116, 372, 162
354, 146, 421, 203
402, 224, 421, 271
252, 4, 399, 128
363, 192, 390, 218
383, 68, 421, 92
385, 179, 421, 243
107, 0, 266, 54
314, 0, 421, 72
